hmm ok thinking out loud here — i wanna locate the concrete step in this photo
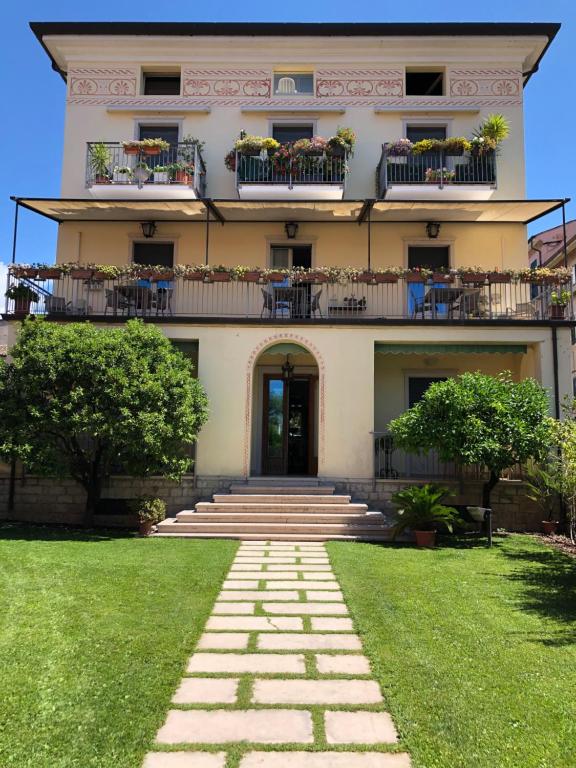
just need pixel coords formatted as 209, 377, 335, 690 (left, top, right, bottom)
154, 525, 393, 541
174, 512, 382, 525
194, 502, 368, 514
229, 485, 336, 495
156, 521, 388, 535
213, 494, 350, 505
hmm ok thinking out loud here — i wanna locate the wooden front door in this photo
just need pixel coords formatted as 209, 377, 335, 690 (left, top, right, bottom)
262, 375, 316, 475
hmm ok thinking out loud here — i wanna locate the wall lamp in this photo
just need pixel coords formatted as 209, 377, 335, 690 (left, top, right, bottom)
141, 221, 157, 239
426, 221, 441, 239
285, 221, 298, 239
282, 354, 295, 381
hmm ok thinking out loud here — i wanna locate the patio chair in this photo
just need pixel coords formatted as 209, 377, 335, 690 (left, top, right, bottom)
67, 299, 89, 316
260, 288, 290, 319
104, 288, 130, 316
508, 302, 537, 319
153, 287, 174, 316
45, 296, 67, 315
310, 289, 323, 318
410, 286, 432, 319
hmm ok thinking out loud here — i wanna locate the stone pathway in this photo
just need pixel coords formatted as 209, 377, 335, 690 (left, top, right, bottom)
144, 541, 411, 768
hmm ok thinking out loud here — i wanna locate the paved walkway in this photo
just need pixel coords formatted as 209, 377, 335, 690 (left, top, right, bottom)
144, 541, 411, 768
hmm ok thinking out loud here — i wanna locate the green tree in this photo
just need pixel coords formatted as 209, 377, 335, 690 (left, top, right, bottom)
388, 372, 551, 509
0, 319, 208, 525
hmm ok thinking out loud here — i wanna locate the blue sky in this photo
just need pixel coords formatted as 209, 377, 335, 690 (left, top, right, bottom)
1, 0, 575, 271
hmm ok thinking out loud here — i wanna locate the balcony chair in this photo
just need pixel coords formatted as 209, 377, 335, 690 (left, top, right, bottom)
310, 289, 323, 318
153, 287, 174, 316
260, 288, 290, 319
104, 288, 131, 316
508, 302, 538, 319
410, 286, 433, 319
45, 296, 67, 315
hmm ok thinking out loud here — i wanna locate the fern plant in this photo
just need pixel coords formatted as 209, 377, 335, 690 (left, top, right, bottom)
391, 484, 462, 539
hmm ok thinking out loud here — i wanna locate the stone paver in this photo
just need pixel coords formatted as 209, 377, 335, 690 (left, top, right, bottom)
261, 602, 349, 616
156, 709, 314, 744
186, 653, 306, 674
239, 753, 412, 767
172, 678, 239, 705
197, 633, 249, 650
143, 753, 226, 768
325, 711, 398, 744
310, 617, 354, 631
206, 616, 303, 632
252, 679, 383, 705
315, 654, 371, 675
146, 541, 409, 768
258, 633, 362, 651
212, 602, 255, 615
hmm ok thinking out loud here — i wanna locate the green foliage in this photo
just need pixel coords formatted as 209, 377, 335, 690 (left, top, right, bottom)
5, 283, 40, 302
479, 113, 510, 144
0, 319, 208, 523
548, 398, 576, 541
131, 495, 167, 524
524, 461, 561, 520
389, 372, 551, 507
89, 142, 111, 177
390, 483, 461, 537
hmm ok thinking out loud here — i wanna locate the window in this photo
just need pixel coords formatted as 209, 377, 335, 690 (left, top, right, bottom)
138, 124, 179, 146
408, 245, 449, 271
133, 242, 174, 268
273, 73, 314, 95
405, 125, 447, 143
272, 124, 314, 144
408, 376, 447, 408
143, 72, 181, 96
406, 68, 444, 96
271, 245, 312, 270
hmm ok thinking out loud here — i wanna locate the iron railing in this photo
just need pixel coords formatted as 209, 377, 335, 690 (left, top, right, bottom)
86, 142, 207, 197
4, 272, 571, 323
377, 146, 497, 197
236, 151, 348, 190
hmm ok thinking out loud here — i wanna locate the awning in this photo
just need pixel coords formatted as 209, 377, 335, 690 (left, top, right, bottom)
375, 343, 528, 355
12, 197, 567, 225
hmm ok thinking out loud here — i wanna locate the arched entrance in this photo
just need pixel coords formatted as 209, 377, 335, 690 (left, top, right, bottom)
249, 341, 320, 477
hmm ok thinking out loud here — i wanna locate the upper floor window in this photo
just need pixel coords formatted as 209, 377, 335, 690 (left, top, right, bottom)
405, 68, 444, 96
133, 241, 174, 268
405, 125, 447, 143
271, 245, 312, 270
142, 71, 181, 96
272, 124, 314, 144
273, 72, 314, 96
138, 124, 179, 146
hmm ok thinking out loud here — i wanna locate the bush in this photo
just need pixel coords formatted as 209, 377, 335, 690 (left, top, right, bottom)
131, 496, 166, 524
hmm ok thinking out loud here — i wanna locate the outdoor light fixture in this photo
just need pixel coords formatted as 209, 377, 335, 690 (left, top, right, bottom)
282, 354, 295, 381
426, 221, 441, 239
141, 221, 157, 239
285, 221, 298, 239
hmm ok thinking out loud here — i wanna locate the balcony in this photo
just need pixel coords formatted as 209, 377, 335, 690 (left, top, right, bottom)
86, 141, 206, 199
5, 268, 571, 324
377, 145, 497, 201
235, 152, 348, 200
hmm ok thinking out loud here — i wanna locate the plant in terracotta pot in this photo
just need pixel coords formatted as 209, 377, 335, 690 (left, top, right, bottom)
525, 462, 561, 535
209, 265, 231, 282
122, 140, 142, 155
169, 162, 195, 184
89, 142, 111, 183
34, 264, 62, 280
549, 290, 571, 320
180, 265, 207, 281
232, 266, 261, 282
443, 136, 471, 156
458, 266, 488, 284
131, 495, 166, 536
5, 283, 40, 316
91, 264, 121, 281
391, 484, 462, 548
140, 138, 170, 156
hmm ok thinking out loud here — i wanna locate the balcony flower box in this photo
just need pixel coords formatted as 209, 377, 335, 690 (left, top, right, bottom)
488, 272, 512, 284
183, 271, 205, 281
238, 271, 261, 283
374, 273, 399, 284
550, 305, 566, 320
140, 139, 170, 156
209, 270, 231, 282
432, 273, 454, 284
123, 141, 141, 155
460, 272, 487, 284
355, 272, 375, 283
264, 272, 286, 282
92, 271, 114, 281
151, 271, 174, 282
12, 267, 38, 278
135, 269, 156, 279
37, 268, 62, 280
71, 269, 94, 280
305, 272, 330, 283
406, 272, 428, 283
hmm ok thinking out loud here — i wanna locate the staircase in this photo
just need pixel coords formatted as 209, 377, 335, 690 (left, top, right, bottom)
155, 478, 393, 541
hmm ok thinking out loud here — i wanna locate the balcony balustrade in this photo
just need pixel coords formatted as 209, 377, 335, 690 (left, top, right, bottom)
85, 142, 206, 199
5, 270, 571, 324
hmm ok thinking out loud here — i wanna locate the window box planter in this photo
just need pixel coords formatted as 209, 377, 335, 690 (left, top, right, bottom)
173, 170, 192, 184
142, 146, 162, 156
264, 272, 285, 282
433, 273, 454, 284
460, 273, 487, 284
355, 272, 375, 283
71, 269, 94, 280
123, 144, 141, 156
210, 272, 231, 282
488, 273, 512, 284
12, 268, 38, 278
136, 269, 156, 279
92, 271, 114, 281
37, 268, 62, 280
374, 273, 399, 284
306, 272, 329, 283
151, 271, 174, 281
13, 297, 34, 317
183, 271, 205, 281
238, 271, 261, 283
113, 170, 132, 183
414, 530, 436, 548
406, 273, 428, 283
153, 171, 169, 184
550, 305, 566, 320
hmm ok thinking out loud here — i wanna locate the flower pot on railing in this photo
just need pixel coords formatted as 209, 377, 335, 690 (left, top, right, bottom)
460, 272, 488, 284
264, 272, 285, 282
135, 269, 156, 279
433, 273, 454, 284
238, 271, 261, 283
12, 267, 38, 278
151, 271, 174, 282
71, 269, 94, 280
374, 273, 399, 284
406, 272, 428, 283
142, 146, 161, 156
488, 273, 512, 284
123, 143, 141, 155
210, 271, 231, 282
550, 305, 566, 320
307, 272, 329, 283
37, 268, 62, 280
92, 271, 113, 281
183, 271, 205, 281
355, 272, 375, 283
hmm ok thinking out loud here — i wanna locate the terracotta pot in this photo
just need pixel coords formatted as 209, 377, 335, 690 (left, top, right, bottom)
460, 273, 487, 284
91, 271, 114, 281
183, 272, 205, 281
37, 269, 61, 280
142, 146, 161, 156
406, 273, 428, 283
174, 171, 192, 184
550, 305, 566, 320
307, 273, 329, 283
355, 272, 375, 283
13, 268, 38, 278
13, 297, 33, 316
124, 146, 140, 155
542, 520, 559, 535
414, 530, 436, 548
210, 272, 231, 282
139, 521, 154, 537
95, 174, 110, 184
136, 269, 156, 279
374, 273, 399, 284
265, 272, 285, 282
488, 273, 511, 284
151, 271, 174, 282
239, 272, 261, 282
71, 269, 94, 280
433, 273, 454, 283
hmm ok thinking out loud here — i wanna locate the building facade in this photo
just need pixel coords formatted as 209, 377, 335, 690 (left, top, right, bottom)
2, 21, 573, 528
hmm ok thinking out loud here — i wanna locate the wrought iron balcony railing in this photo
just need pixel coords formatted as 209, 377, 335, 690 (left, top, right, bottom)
4, 271, 571, 324
236, 151, 348, 190
86, 142, 206, 197
377, 146, 497, 197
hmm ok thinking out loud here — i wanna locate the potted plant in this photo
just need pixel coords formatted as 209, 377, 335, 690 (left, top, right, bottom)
36, 264, 62, 280
153, 165, 170, 184
151, 268, 175, 281
5, 283, 40, 316
355, 271, 375, 283
405, 269, 431, 283
11, 265, 38, 278
459, 267, 488, 284
112, 166, 132, 183
374, 268, 401, 284
209, 265, 231, 282
140, 138, 170, 156
70, 265, 94, 280
391, 484, 462, 548
89, 142, 111, 183
425, 167, 455, 184
488, 270, 513, 284
384, 139, 413, 164
525, 463, 560, 535
412, 138, 445, 156
550, 290, 570, 319
169, 162, 194, 184
477, 113, 510, 146
131, 495, 166, 536
443, 137, 471, 156
133, 162, 151, 184
91, 264, 121, 281
182, 265, 206, 281
122, 140, 142, 155
432, 270, 455, 284
263, 269, 287, 283
233, 266, 261, 282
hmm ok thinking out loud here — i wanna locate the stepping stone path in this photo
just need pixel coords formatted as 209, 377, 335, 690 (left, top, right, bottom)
144, 541, 411, 767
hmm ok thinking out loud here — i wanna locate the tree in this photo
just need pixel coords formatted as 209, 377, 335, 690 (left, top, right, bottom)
0, 319, 208, 525
548, 399, 576, 542
388, 372, 551, 509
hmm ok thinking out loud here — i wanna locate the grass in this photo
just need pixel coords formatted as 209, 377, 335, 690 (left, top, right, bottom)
327, 534, 576, 768
0, 525, 237, 768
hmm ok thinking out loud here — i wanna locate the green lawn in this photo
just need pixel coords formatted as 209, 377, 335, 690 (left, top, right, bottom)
328, 535, 576, 768
0, 526, 236, 768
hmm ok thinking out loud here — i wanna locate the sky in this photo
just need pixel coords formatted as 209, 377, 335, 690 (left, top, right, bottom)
1, 0, 575, 277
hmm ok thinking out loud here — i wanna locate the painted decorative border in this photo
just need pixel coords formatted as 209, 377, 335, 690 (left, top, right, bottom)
243, 333, 325, 479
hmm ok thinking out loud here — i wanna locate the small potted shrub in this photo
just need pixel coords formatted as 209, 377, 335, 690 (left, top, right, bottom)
153, 165, 170, 184
133, 162, 151, 184
169, 163, 194, 184
89, 142, 111, 183
140, 138, 170, 156
550, 290, 570, 320
443, 137, 471, 156
36, 264, 63, 280
182, 265, 206, 281
525, 463, 560, 535
209, 265, 231, 282
384, 139, 413, 164
5, 283, 40, 316
131, 495, 166, 536
233, 266, 261, 282
391, 484, 462, 548
112, 166, 132, 183
123, 140, 142, 155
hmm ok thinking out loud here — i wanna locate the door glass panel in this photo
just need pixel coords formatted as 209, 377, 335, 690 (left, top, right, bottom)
406, 125, 447, 142
133, 242, 174, 267
266, 379, 285, 472
408, 376, 447, 408
272, 125, 314, 144
138, 125, 179, 145
271, 247, 290, 268
287, 378, 309, 475
408, 246, 450, 316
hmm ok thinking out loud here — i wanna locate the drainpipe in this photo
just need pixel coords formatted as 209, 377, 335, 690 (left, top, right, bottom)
11, 200, 19, 263
552, 326, 560, 420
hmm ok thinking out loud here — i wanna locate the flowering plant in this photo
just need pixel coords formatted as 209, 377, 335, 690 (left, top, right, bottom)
469, 136, 496, 156
385, 139, 413, 156
425, 167, 455, 183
